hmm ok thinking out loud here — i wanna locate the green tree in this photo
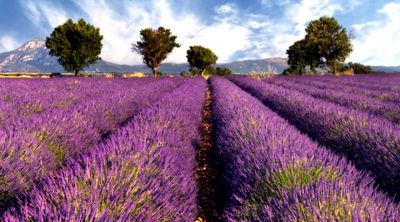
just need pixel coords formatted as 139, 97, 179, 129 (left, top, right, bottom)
214, 66, 232, 75
285, 40, 310, 75
282, 67, 298, 75
46, 18, 103, 76
347, 62, 372, 74
186, 46, 218, 76
305, 16, 352, 74
133, 27, 180, 76
204, 66, 216, 76
285, 38, 322, 75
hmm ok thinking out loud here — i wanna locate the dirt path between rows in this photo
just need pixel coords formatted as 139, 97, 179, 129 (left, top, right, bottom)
196, 81, 223, 222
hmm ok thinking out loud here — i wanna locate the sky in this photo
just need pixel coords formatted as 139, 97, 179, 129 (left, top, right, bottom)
0, 0, 399, 66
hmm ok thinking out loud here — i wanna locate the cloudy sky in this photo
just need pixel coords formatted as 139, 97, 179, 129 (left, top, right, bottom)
0, 0, 399, 66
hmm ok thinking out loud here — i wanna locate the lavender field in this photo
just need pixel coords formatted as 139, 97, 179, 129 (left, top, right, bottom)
0, 74, 400, 221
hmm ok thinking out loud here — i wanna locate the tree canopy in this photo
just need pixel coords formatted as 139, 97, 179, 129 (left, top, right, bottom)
346, 62, 372, 74
201, 66, 232, 76
46, 18, 103, 76
284, 16, 352, 75
306, 16, 352, 74
186, 45, 218, 76
214, 66, 232, 75
133, 27, 180, 76
284, 39, 320, 75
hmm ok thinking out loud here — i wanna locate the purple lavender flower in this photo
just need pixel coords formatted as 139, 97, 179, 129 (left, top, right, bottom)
210, 76, 399, 221
229, 75, 400, 199
2, 77, 205, 221
0, 77, 184, 211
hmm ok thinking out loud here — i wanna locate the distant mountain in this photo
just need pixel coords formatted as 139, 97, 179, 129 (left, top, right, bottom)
219, 57, 288, 74
0, 39, 60, 72
0, 39, 398, 74
370, 66, 400, 73
0, 39, 289, 74
0, 39, 137, 73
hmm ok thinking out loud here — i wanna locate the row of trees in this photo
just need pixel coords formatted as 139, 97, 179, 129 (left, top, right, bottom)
283, 17, 353, 75
46, 17, 366, 76
46, 19, 223, 76
181, 64, 232, 76
346, 62, 372, 74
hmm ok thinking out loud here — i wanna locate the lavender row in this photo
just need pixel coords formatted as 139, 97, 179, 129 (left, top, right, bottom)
210, 76, 399, 221
276, 75, 400, 105
0, 77, 183, 210
267, 78, 400, 124
3, 77, 205, 221
0, 78, 154, 129
296, 74, 400, 92
229, 76, 400, 199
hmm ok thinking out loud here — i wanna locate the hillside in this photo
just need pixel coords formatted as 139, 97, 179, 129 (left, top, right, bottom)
0, 39, 398, 74
0, 39, 289, 74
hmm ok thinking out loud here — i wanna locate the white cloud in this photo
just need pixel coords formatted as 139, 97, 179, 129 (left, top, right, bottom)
352, 21, 377, 32
38, 4, 68, 28
287, 0, 343, 34
19, 0, 251, 65
172, 23, 251, 63
247, 15, 271, 29
68, 0, 149, 65
24, 1, 41, 26
17, 0, 396, 66
0, 36, 19, 52
22, 0, 67, 33
215, 3, 238, 15
349, 2, 400, 66
240, 0, 345, 60
259, 0, 291, 8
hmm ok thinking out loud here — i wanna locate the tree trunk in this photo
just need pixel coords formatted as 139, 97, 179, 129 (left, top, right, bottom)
333, 61, 337, 75
200, 69, 205, 76
74, 70, 79, 77
152, 66, 158, 77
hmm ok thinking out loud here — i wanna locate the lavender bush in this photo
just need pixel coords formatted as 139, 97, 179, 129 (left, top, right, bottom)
3, 77, 205, 221
229, 76, 400, 199
267, 78, 400, 124
0, 77, 184, 210
210, 76, 399, 221
268, 75, 400, 106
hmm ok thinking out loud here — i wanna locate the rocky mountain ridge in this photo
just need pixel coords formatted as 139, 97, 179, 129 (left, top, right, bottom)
0, 39, 398, 74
